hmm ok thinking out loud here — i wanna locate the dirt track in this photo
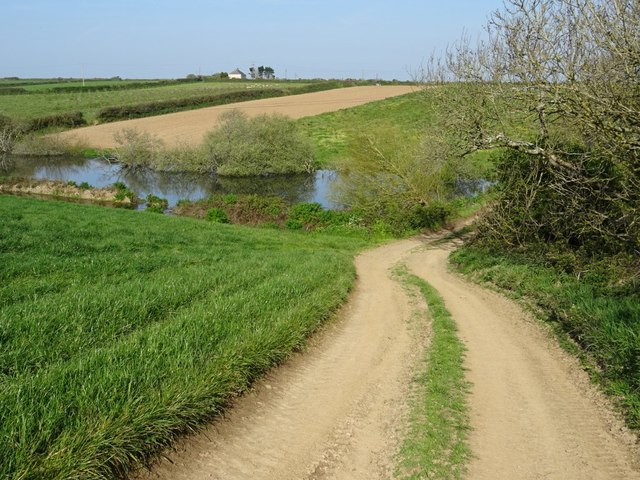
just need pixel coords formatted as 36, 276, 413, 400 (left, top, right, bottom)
58, 86, 415, 149
134, 233, 639, 480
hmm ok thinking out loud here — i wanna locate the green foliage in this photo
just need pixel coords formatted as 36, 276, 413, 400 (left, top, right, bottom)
25, 111, 86, 132
145, 194, 168, 213
78, 181, 92, 190
333, 125, 466, 234
451, 246, 640, 428
221, 193, 238, 204
0, 87, 27, 95
112, 182, 137, 207
477, 148, 639, 262
205, 207, 229, 223
97, 88, 288, 122
288, 202, 323, 224
0, 195, 364, 479
202, 111, 316, 176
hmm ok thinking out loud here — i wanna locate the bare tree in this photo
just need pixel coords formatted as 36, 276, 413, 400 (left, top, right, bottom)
0, 115, 22, 155
426, 0, 640, 255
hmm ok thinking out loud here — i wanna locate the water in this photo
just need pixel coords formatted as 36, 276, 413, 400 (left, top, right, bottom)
0, 155, 341, 209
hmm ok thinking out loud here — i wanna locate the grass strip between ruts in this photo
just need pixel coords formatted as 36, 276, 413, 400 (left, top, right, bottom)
394, 266, 471, 479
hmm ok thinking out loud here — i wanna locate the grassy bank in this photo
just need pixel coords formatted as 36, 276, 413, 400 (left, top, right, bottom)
298, 90, 426, 167
0, 195, 366, 479
451, 246, 640, 429
395, 268, 470, 479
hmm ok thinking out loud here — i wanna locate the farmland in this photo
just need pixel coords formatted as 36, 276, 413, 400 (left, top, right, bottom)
0, 195, 366, 479
0, 78, 313, 123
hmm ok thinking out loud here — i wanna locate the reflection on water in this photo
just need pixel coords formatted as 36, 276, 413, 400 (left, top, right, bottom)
1, 155, 341, 209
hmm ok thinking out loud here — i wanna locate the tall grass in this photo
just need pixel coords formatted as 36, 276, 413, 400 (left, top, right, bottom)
0, 195, 366, 479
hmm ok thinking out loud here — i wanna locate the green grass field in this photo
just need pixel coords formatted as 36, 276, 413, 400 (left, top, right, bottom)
0, 195, 366, 479
299, 90, 426, 166
0, 80, 311, 123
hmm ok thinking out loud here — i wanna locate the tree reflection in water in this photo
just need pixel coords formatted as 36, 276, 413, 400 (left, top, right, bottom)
2, 155, 341, 209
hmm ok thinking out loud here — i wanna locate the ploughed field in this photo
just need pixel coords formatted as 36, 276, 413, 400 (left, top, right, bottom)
58, 86, 415, 148
0, 195, 364, 479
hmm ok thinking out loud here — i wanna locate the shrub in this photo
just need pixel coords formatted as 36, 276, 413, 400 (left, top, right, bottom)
289, 202, 323, 225
145, 194, 168, 213
221, 193, 238, 204
112, 128, 164, 169
202, 111, 316, 176
0, 115, 22, 154
205, 208, 229, 223
285, 219, 303, 230
78, 182, 92, 190
112, 182, 137, 206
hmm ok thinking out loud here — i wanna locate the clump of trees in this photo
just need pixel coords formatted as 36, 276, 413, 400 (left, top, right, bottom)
426, 0, 640, 267
249, 66, 275, 80
111, 111, 316, 176
202, 111, 315, 176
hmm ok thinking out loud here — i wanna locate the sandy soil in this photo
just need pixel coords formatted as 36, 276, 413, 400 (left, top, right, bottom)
407, 237, 640, 479
133, 232, 640, 480
58, 86, 415, 149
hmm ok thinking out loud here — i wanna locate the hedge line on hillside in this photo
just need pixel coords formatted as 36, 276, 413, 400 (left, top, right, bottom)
0, 79, 201, 95
0, 87, 27, 95
96, 82, 350, 123
24, 112, 87, 132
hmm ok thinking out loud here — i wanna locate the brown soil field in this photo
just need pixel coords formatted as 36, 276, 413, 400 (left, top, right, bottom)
57, 86, 415, 149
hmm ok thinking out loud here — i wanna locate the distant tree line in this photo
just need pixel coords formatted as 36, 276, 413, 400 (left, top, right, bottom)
249, 66, 275, 80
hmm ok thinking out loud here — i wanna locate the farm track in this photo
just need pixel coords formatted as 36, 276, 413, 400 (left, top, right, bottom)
58, 86, 415, 148
134, 231, 640, 480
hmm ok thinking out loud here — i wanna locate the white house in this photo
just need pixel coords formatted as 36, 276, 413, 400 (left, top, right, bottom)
228, 68, 246, 80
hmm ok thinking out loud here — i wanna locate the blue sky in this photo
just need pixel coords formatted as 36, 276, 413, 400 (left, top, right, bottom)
1, 0, 504, 80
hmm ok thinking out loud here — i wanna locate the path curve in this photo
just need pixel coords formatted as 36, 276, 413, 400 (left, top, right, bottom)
58, 86, 415, 148
134, 238, 426, 480
134, 232, 639, 480
406, 237, 640, 479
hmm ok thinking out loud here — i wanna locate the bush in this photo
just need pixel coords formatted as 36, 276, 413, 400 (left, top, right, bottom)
0, 115, 22, 154
289, 202, 323, 224
205, 208, 229, 223
113, 182, 137, 207
112, 129, 164, 169
284, 219, 303, 230
145, 194, 168, 213
202, 111, 316, 176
